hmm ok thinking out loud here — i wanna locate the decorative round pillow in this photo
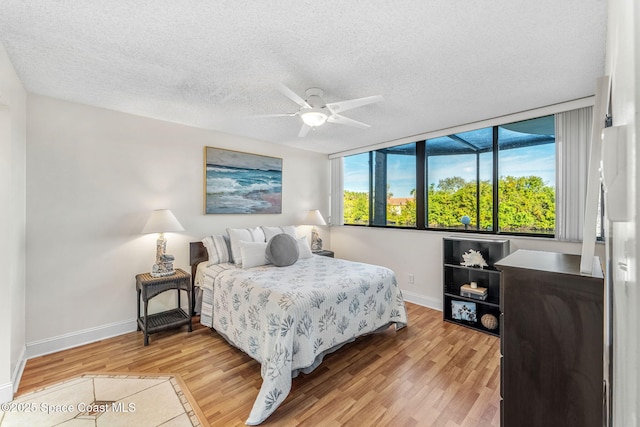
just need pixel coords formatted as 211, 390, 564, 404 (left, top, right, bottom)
265, 233, 300, 267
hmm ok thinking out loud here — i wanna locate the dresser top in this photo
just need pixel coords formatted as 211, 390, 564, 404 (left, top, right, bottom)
495, 249, 603, 279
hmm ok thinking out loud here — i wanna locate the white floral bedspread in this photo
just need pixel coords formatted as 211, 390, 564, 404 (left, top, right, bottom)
197, 255, 408, 425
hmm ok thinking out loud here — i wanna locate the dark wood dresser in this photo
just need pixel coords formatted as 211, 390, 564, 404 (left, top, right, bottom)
495, 250, 604, 427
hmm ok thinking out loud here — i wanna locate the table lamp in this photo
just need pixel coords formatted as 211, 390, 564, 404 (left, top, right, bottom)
303, 209, 326, 252
142, 209, 185, 277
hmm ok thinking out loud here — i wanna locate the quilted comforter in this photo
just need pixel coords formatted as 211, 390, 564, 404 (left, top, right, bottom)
196, 255, 408, 425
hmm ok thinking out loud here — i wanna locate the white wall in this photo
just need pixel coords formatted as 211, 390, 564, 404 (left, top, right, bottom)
0, 43, 27, 402
605, 0, 639, 425
331, 226, 604, 309
25, 94, 329, 356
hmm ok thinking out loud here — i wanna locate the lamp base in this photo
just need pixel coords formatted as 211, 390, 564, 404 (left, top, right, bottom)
150, 270, 176, 277
151, 234, 176, 277
310, 227, 323, 252
150, 266, 176, 277
151, 256, 176, 277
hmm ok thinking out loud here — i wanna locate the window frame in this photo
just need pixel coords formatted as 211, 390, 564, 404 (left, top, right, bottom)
342, 118, 558, 239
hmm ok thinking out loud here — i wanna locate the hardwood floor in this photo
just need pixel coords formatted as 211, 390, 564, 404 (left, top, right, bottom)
18, 303, 501, 426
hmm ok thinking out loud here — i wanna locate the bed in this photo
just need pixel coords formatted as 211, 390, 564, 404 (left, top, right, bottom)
189, 239, 408, 425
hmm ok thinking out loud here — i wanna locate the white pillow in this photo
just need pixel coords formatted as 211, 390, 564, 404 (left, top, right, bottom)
201, 235, 231, 266
240, 241, 270, 268
227, 227, 266, 265
297, 236, 313, 259
262, 225, 297, 242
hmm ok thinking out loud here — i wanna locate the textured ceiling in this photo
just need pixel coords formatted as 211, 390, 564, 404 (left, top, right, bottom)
0, 1, 607, 154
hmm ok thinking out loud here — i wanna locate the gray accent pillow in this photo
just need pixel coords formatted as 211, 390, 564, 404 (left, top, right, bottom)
265, 233, 299, 267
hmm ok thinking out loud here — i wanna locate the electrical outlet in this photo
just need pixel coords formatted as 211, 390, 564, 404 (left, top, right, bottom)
408, 274, 415, 284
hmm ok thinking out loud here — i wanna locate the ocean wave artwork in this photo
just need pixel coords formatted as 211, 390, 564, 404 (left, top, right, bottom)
205, 147, 282, 214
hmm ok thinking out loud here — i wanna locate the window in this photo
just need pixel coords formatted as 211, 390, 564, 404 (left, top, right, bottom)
344, 144, 417, 227
497, 117, 555, 234
342, 115, 558, 237
343, 153, 370, 225
427, 128, 494, 231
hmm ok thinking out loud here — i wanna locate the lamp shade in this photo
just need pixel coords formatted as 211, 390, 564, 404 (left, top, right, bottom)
141, 209, 185, 234
303, 209, 327, 226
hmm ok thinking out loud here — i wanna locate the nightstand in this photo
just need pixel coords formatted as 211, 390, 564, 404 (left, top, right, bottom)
314, 250, 334, 258
136, 268, 192, 346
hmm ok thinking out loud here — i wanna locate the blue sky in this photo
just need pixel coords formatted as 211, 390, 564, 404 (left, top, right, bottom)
344, 144, 555, 198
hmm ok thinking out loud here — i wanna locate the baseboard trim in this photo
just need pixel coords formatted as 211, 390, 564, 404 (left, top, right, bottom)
0, 347, 27, 402
12, 346, 26, 394
402, 290, 442, 312
0, 381, 12, 403
26, 319, 137, 359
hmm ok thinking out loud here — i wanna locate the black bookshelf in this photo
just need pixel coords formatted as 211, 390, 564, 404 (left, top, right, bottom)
442, 237, 510, 336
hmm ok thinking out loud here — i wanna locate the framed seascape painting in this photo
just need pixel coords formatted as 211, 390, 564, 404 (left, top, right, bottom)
204, 147, 282, 214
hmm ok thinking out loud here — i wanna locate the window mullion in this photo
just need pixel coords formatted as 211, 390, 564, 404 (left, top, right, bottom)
368, 151, 373, 225
476, 152, 481, 230
492, 126, 499, 232
416, 141, 426, 229
373, 151, 387, 225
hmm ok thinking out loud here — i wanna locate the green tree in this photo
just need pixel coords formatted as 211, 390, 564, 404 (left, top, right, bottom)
428, 176, 554, 232
345, 175, 555, 234
343, 190, 369, 225
498, 176, 555, 232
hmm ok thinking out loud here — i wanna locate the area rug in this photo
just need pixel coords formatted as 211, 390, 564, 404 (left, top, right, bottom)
0, 373, 208, 427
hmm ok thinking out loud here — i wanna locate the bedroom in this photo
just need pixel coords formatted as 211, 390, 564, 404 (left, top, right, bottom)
0, 1, 638, 426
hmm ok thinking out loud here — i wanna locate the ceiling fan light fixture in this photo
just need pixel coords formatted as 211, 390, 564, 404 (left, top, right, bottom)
300, 108, 328, 127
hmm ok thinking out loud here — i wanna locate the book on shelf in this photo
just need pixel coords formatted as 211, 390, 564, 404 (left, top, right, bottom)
460, 284, 488, 300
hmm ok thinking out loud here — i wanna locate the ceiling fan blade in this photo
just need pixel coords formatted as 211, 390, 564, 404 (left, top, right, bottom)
326, 95, 383, 114
298, 124, 311, 137
278, 83, 310, 108
328, 114, 371, 129
248, 113, 297, 118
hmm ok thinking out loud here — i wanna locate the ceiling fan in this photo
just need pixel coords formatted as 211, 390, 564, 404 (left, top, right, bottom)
259, 84, 383, 137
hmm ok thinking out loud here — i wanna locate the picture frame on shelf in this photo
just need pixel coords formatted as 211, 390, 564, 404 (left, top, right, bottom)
451, 300, 477, 322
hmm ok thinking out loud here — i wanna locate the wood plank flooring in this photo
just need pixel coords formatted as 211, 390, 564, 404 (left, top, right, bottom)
18, 303, 500, 426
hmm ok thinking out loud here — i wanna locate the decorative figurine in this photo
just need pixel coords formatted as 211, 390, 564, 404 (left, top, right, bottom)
461, 249, 488, 269
461, 215, 471, 230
